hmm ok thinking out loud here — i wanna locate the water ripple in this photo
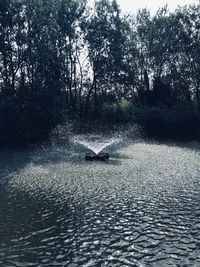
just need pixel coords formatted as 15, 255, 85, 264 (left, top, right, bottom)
0, 141, 200, 266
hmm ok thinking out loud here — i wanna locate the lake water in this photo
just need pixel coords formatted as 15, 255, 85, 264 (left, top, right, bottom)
1, 140, 200, 266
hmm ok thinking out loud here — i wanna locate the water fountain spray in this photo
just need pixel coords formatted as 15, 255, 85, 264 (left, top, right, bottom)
72, 135, 121, 161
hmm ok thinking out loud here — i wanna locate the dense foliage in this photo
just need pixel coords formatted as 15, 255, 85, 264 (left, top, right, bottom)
0, 0, 200, 144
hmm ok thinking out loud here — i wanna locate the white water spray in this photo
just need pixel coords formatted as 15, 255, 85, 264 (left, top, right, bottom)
71, 135, 122, 154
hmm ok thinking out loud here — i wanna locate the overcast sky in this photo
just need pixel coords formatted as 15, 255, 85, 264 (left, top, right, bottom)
116, 0, 198, 14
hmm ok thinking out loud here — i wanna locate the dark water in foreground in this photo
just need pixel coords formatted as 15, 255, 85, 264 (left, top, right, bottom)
1, 141, 200, 267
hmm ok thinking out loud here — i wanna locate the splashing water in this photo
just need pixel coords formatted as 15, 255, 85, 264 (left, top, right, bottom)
71, 135, 122, 154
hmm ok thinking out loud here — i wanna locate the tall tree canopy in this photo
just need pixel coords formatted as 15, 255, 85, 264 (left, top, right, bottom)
0, 0, 200, 143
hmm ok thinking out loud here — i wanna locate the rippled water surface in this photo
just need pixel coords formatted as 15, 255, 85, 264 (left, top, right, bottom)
1, 141, 200, 266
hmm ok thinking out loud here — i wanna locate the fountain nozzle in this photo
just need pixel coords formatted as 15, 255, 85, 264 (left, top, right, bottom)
85, 152, 109, 161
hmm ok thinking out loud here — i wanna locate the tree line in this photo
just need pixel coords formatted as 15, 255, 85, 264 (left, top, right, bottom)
0, 0, 200, 144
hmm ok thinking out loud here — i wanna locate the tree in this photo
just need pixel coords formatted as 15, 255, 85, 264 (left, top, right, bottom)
83, 0, 129, 116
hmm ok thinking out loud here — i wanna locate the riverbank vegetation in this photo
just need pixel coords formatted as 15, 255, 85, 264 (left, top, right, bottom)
0, 0, 200, 145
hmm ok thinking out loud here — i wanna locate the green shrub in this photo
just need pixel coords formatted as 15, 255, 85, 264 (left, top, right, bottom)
102, 100, 134, 122
135, 104, 200, 140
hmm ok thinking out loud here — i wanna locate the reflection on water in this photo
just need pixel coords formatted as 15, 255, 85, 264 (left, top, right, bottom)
1, 141, 200, 266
